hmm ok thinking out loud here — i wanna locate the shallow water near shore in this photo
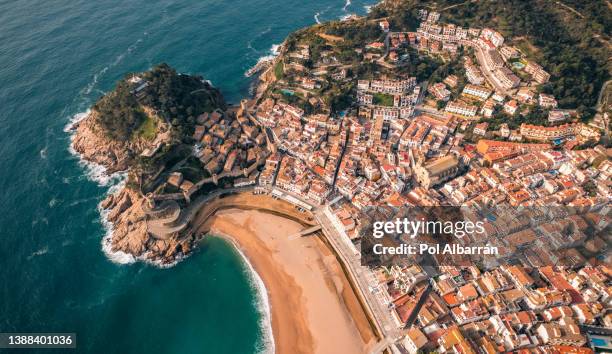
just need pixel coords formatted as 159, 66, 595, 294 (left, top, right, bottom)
0, 0, 375, 353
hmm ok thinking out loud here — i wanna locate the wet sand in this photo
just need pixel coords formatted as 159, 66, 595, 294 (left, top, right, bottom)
199, 209, 375, 354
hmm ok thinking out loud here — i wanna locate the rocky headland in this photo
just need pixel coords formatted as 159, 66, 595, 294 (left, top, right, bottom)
72, 63, 231, 265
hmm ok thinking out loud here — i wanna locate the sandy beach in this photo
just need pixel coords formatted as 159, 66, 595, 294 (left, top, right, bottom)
199, 208, 375, 354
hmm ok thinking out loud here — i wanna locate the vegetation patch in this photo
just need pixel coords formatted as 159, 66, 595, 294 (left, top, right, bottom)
93, 63, 225, 142
373, 93, 394, 107
134, 115, 158, 141
274, 61, 284, 80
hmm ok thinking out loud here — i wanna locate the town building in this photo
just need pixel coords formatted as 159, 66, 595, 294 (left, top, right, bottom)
504, 100, 519, 115
445, 101, 478, 117
520, 123, 579, 142
525, 61, 551, 84
539, 93, 558, 108
429, 82, 451, 101
481, 99, 496, 118
474, 122, 489, 136
492, 67, 521, 90
463, 84, 492, 100
414, 154, 460, 189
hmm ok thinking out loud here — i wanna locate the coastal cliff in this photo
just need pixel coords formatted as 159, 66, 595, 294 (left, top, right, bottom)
71, 108, 169, 174
72, 63, 226, 265
100, 188, 196, 264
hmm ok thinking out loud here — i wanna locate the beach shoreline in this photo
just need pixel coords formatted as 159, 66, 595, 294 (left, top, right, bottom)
200, 208, 375, 354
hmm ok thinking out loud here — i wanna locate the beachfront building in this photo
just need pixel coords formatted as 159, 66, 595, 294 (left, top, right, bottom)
444, 75, 459, 88
517, 87, 536, 104
548, 110, 571, 124
478, 28, 505, 47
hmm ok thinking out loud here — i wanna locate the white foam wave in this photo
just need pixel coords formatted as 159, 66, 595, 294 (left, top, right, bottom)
314, 12, 322, 24
39, 147, 48, 159
32, 217, 49, 226
83, 67, 108, 96
245, 44, 282, 77
48, 198, 59, 208
69, 197, 94, 206
63, 109, 91, 132
101, 231, 136, 265
343, 0, 351, 11
68, 33, 148, 120
85, 35, 146, 97
65, 33, 151, 267
232, 242, 275, 354
98, 179, 136, 265
27, 247, 49, 260
67, 130, 126, 187
364, 4, 373, 13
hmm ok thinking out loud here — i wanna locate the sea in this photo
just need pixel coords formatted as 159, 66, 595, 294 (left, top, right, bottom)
0, 0, 376, 353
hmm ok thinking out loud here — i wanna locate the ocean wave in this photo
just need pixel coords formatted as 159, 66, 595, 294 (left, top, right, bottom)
245, 44, 281, 78
232, 243, 275, 354
364, 4, 374, 13
64, 33, 150, 267
314, 12, 322, 24
82, 67, 108, 96
82, 35, 147, 97
63, 109, 90, 132
247, 26, 273, 52
27, 246, 49, 261
62, 239, 74, 247
340, 14, 353, 21
343, 0, 351, 11
48, 198, 59, 208
69, 196, 97, 207
61, 32, 149, 131
67, 130, 126, 187
98, 179, 136, 265
101, 233, 136, 265
32, 217, 49, 226
39, 147, 48, 159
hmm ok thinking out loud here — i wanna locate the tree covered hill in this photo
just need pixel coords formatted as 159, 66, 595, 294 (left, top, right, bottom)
92, 63, 225, 141
372, 0, 611, 116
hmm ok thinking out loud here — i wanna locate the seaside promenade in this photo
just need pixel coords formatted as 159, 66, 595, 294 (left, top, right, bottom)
315, 209, 404, 354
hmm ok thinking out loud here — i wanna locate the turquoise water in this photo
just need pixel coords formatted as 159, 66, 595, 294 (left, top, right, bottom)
0, 0, 375, 353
